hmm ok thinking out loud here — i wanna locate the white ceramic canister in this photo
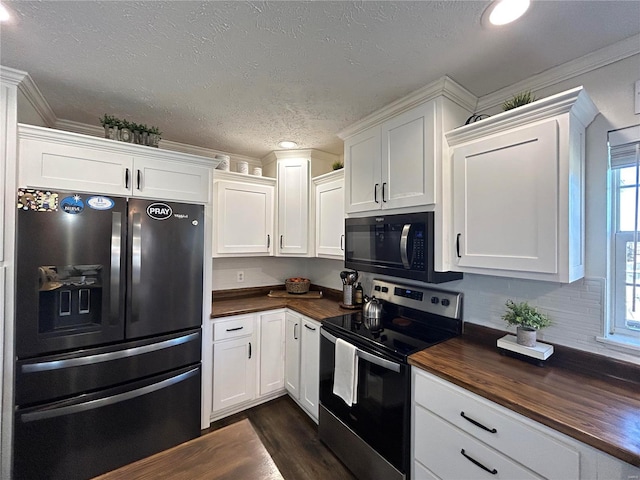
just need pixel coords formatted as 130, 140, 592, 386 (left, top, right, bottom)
252, 167, 262, 176
215, 155, 230, 171
237, 161, 249, 174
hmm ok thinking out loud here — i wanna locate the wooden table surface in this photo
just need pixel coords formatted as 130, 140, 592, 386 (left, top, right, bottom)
410, 336, 640, 467
93, 419, 283, 480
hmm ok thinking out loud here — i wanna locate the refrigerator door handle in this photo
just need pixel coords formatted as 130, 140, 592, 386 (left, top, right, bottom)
110, 212, 122, 325
21, 331, 200, 373
19, 367, 200, 423
131, 213, 142, 323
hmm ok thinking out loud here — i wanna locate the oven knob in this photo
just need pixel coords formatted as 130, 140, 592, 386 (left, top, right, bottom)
441, 298, 450, 306
431, 296, 439, 304
381, 287, 388, 293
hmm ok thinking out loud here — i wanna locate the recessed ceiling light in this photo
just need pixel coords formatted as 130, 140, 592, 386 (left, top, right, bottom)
278, 140, 298, 149
0, 3, 11, 23
482, 0, 530, 26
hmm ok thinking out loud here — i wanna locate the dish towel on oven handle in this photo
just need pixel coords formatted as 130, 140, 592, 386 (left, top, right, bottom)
333, 338, 359, 406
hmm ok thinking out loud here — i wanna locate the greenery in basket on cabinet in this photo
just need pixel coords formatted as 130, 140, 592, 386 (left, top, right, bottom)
99, 114, 162, 146
332, 161, 344, 170
501, 90, 536, 111
502, 300, 551, 330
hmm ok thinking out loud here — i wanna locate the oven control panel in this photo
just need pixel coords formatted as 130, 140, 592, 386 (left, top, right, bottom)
371, 279, 462, 319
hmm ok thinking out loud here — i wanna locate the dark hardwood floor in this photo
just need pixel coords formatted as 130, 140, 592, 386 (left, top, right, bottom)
205, 395, 356, 480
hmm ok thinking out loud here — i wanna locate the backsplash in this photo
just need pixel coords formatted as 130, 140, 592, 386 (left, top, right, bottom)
212, 257, 639, 365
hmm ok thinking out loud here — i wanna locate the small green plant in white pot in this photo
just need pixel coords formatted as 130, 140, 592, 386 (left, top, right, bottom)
501, 300, 551, 347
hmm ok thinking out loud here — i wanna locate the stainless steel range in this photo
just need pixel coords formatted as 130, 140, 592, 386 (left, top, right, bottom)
319, 278, 463, 480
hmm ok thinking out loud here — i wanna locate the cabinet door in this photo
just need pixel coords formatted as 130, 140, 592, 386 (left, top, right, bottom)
259, 311, 285, 396
381, 101, 436, 209
277, 159, 309, 255
315, 177, 345, 259
452, 120, 559, 274
213, 180, 274, 255
212, 335, 256, 412
300, 317, 320, 420
344, 126, 382, 213
133, 157, 210, 203
19, 136, 133, 195
284, 312, 301, 399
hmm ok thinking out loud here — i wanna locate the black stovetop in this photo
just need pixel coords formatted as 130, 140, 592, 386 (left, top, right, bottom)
321, 309, 458, 362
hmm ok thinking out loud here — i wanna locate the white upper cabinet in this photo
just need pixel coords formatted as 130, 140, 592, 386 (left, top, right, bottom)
446, 87, 598, 283
262, 149, 337, 257
18, 124, 213, 203
277, 157, 310, 255
313, 170, 345, 260
339, 76, 476, 215
212, 172, 275, 256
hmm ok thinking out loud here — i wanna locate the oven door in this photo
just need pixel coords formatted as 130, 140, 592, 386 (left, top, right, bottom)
319, 328, 410, 474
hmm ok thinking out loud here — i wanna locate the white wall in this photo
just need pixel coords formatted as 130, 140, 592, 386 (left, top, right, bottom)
212, 256, 344, 291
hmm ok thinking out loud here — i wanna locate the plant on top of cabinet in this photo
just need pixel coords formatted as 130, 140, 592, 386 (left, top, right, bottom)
502, 90, 536, 111
502, 300, 551, 347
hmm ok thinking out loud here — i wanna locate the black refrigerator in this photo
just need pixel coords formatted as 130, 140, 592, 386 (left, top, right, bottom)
13, 189, 204, 480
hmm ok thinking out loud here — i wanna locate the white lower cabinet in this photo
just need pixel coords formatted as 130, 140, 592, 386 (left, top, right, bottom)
211, 309, 287, 418
284, 311, 301, 398
284, 311, 321, 422
212, 314, 257, 412
412, 368, 580, 480
258, 310, 285, 396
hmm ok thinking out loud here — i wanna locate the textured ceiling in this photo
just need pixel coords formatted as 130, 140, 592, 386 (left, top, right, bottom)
1, 1, 639, 158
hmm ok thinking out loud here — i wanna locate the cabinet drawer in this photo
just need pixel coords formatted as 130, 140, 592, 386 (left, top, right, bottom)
414, 406, 542, 480
212, 315, 254, 341
414, 369, 579, 480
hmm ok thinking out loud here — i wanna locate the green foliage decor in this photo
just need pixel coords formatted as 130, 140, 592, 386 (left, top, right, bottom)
100, 114, 162, 146
501, 300, 551, 330
332, 161, 344, 170
502, 91, 536, 111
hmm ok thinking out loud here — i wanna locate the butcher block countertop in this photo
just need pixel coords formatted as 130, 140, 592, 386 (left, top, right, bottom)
409, 325, 640, 467
94, 419, 283, 480
211, 287, 640, 467
211, 285, 347, 321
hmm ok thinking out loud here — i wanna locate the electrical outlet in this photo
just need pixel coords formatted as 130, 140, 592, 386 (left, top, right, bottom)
237, 271, 244, 283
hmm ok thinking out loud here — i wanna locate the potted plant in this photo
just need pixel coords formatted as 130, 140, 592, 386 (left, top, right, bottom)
332, 161, 344, 170
501, 299, 551, 347
148, 126, 162, 147
99, 114, 119, 140
502, 90, 536, 111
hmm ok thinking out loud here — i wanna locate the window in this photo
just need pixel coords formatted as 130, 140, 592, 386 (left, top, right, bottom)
608, 125, 640, 347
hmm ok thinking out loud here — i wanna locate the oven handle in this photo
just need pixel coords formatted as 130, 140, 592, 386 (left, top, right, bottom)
321, 328, 401, 373
400, 224, 411, 269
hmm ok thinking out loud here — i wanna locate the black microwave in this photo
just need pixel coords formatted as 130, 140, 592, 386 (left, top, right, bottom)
344, 212, 462, 284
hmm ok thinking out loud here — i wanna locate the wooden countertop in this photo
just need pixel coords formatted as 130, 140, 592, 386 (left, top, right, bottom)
211, 285, 348, 321
93, 419, 283, 480
409, 329, 640, 467
211, 287, 640, 467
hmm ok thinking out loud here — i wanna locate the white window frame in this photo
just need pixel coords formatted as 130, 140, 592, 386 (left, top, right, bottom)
605, 126, 640, 350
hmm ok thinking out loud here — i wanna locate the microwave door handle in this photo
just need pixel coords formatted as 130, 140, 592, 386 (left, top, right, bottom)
400, 224, 411, 269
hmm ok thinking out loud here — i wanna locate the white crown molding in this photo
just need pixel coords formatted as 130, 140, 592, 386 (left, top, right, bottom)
476, 34, 640, 113
15, 72, 57, 127
54, 118, 260, 164
337, 75, 478, 140
0, 65, 27, 86
446, 86, 598, 146
261, 148, 338, 165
